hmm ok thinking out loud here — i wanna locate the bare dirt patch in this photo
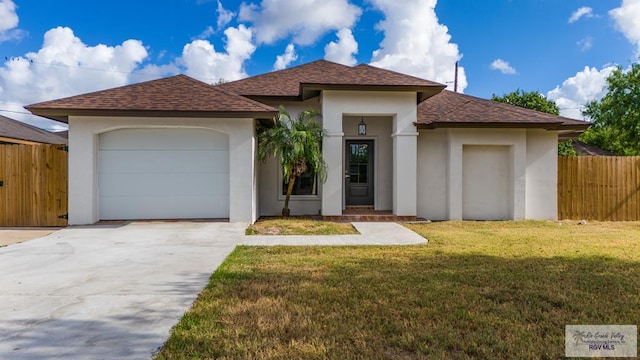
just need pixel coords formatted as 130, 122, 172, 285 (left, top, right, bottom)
0, 229, 60, 246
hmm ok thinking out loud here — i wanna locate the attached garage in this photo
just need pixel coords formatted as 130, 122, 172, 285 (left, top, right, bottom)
462, 145, 513, 220
98, 128, 230, 220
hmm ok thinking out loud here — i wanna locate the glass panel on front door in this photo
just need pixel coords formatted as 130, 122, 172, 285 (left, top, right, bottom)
349, 144, 369, 183
346, 140, 374, 206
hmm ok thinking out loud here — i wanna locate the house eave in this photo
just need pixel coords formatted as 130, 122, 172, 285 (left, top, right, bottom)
415, 121, 590, 131
243, 95, 306, 103
301, 83, 446, 102
25, 108, 278, 123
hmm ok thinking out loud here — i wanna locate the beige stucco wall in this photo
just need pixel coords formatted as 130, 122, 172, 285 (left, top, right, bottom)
68, 116, 257, 224
416, 128, 559, 221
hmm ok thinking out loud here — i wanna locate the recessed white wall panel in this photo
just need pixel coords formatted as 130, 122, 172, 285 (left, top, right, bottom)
462, 145, 512, 220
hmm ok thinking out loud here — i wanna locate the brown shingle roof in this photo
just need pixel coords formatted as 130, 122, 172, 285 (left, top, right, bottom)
417, 90, 591, 130
218, 60, 445, 101
0, 115, 67, 144
26, 75, 278, 123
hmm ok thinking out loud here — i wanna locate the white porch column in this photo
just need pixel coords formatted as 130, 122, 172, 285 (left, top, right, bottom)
228, 120, 257, 223
321, 94, 344, 217
392, 132, 418, 216
67, 118, 99, 225
447, 141, 463, 220
322, 132, 344, 216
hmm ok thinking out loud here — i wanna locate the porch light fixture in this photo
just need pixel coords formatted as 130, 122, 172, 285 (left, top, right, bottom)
358, 117, 367, 135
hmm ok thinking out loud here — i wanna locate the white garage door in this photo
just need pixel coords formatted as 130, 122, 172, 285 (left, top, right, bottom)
98, 128, 229, 220
462, 145, 512, 220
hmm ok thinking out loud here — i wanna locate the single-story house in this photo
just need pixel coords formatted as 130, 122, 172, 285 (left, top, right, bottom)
26, 60, 589, 224
0, 115, 68, 145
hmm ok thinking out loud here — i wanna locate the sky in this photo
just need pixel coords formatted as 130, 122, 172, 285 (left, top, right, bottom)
0, 0, 638, 131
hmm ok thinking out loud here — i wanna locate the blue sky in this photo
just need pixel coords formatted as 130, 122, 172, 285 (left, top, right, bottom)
0, 0, 638, 130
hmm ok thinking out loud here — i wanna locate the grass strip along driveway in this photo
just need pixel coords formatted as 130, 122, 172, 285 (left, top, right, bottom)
246, 218, 358, 235
156, 221, 640, 359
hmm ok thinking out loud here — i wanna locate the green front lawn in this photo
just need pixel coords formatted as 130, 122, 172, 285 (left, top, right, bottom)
246, 217, 358, 235
157, 221, 640, 359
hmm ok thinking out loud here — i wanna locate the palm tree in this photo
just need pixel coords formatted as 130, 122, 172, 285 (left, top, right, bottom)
257, 106, 326, 217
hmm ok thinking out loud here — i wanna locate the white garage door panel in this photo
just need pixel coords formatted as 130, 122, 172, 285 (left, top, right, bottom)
100, 128, 229, 151
99, 173, 230, 197
98, 128, 230, 220
462, 145, 512, 220
99, 150, 229, 174
100, 196, 229, 220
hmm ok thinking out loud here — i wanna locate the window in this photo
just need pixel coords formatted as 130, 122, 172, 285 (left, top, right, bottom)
282, 169, 318, 196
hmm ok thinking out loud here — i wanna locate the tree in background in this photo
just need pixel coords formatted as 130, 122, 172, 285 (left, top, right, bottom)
580, 64, 640, 155
257, 106, 326, 217
491, 89, 577, 156
492, 89, 560, 115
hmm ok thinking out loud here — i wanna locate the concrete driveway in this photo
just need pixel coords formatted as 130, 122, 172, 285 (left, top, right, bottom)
0, 222, 245, 360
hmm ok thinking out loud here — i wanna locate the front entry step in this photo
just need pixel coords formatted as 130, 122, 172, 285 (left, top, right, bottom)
324, 208, 417, 222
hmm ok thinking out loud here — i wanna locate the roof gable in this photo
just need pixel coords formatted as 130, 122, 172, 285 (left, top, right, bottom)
0, 115, 67, 144
417, 90, 590, 130
218, 59, 445, 100
26, 75, 278, 123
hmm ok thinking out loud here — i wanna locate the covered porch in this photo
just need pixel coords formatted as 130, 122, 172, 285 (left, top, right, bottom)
320, 90, 420, 221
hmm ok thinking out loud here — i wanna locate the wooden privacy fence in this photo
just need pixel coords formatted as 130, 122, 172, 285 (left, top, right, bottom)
0, 144, 68, 226
558, 156, 640, 221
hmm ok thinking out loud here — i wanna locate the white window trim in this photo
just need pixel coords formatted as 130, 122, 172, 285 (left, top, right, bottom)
277, 166, 322, 201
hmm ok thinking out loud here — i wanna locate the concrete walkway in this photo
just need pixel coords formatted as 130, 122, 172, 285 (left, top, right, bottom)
240, 222, 427, 246
0, 221, 426, 359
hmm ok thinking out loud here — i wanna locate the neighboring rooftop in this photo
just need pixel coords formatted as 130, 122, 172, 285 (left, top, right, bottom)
55, 130, 68, 139
572, 140, 615, 156
417, 90, 591, 130
26, 75, 278, 123
0, 115, 67, 144
218, 60, 445, 101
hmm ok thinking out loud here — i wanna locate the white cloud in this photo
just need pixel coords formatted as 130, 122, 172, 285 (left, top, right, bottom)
0, 26, 147, 105
610, 0, 640, 55
0, 23, 257, 130
239, 0, 361, 45
0, 0, 24, 42
0, 26, 148, 130
546, 65, 616, 120
324, 28, 358, 66
216, 0, 235, 30
577, 37, 593, 51
0, 0, 18, 32
490, 59, 516, 74
569, 7, 594, 23
196, 26, 216, 39
369, 0, 467, 92
273, 43, 297, 70
130, 63, 180, 84
181, 24, 255, 83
